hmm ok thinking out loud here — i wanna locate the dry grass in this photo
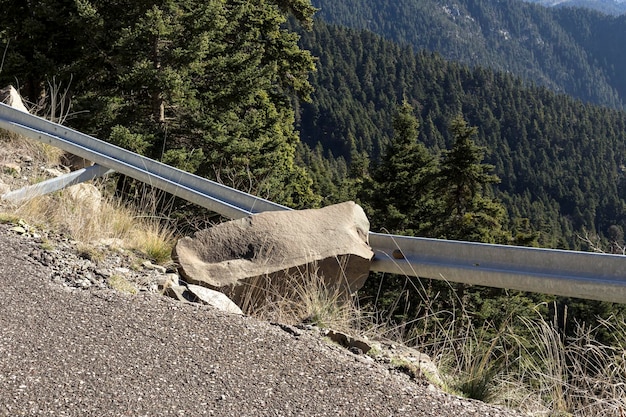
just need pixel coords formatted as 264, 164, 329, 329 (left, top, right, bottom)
237, 263, 362, 333
0, 130, 64, 167
129, 219, 175, 265
352, 271, 626, 416
505, 312, 626, 417
0, 128, 175, 266
107, 274, 138, 295
6, 191, 176, 264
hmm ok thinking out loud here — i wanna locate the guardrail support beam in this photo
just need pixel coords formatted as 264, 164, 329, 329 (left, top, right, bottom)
1, 164, 114, 204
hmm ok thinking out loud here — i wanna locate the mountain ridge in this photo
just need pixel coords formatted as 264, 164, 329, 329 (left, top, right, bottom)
524, 0, 626, 15
311, 0, 626, 109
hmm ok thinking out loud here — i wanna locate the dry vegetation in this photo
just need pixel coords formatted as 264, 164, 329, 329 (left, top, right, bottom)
0, 130, 176, 266
1, 127, 626, 417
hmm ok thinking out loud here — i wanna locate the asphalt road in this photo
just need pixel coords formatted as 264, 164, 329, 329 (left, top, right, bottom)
0, 224, 524, 416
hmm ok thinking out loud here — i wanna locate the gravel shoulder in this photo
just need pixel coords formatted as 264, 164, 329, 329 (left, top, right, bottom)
0, 223, 526, 416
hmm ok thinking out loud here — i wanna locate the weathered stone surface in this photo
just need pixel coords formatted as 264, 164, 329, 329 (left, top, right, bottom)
325, 329, 373, 355
186, 284, 243, 315
156, 273, 180, 292
164, 285, 190, 303
66, 183, 102, 213
142, 260, 167, 274
173, 201, 374, 309
0, 85, 29, 113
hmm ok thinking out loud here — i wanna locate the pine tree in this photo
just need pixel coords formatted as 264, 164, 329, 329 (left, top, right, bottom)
68, 0, 318, 208
369, 102, 438, 235
435, 114, 509, 243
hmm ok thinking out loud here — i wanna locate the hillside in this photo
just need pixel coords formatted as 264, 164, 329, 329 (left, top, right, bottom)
0, 223, 526, 416
295, 19, 626, 249
311, 0, 626, 109
524, 0, 626, 15
0, 125, 524, 416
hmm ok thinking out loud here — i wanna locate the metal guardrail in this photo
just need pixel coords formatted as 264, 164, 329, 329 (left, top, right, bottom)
0, 103, 287, 219
369, 233, 626, 304
1, 102, 626, 303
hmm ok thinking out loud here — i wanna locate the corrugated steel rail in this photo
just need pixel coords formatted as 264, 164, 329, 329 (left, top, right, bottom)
1, 102, 626, 303
0, 103, 287, 219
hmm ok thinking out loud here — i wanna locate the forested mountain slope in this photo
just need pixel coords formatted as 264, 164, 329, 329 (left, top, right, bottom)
296, 20, 626, 248
312, 0, 626, 109
525, 0, 626, 15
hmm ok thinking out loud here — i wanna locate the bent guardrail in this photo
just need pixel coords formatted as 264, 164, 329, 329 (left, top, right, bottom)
0, 103, 287, 219
1, 102, 626, 303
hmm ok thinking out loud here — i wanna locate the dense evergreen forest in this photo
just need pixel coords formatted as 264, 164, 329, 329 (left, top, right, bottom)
2, 0, 624, 250
1, 1, 625, 259
525, 0, 626, 16
295, 19, 626, 250
312, 0, 626, 110
0, 0, 320, 208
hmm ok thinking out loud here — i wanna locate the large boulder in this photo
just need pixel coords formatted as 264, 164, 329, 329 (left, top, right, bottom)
173, 201, 374, 311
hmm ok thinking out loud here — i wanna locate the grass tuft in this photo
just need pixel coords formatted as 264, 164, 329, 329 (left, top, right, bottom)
107, 274, 138, 295
129, 219, 174, 265
238, 264, 360, 333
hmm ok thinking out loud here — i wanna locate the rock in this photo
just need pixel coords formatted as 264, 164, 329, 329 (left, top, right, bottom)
10, 226, 27, 235
379, 341, 444, 387
164, 285, 191, 303
173, 201, 373, 310
185, 284, 243, 315
42, 167, 67, 177
324, 329, 373, 355
0, 85, 29, 113
157, 273, 179, 291
61, 152, 93, 171
142, 260, 167, 274
66, 183, 102, 213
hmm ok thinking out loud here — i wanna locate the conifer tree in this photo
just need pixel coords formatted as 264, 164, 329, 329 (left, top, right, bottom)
369, 102, 438, 235
65, 0, 318, 208
435, 114, 509, 243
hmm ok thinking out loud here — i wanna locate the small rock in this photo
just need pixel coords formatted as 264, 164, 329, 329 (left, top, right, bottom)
142, 260, 167, 274
156, 273, 179, 291
164, 285, 191, 303
42, 167, 65, 177
185, 284, 243, 315
95, 269, 112, 279
0, 85, 29, 112
10, 226, 27, 235
349, 346, 364, 355
325, 329, 372, 355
